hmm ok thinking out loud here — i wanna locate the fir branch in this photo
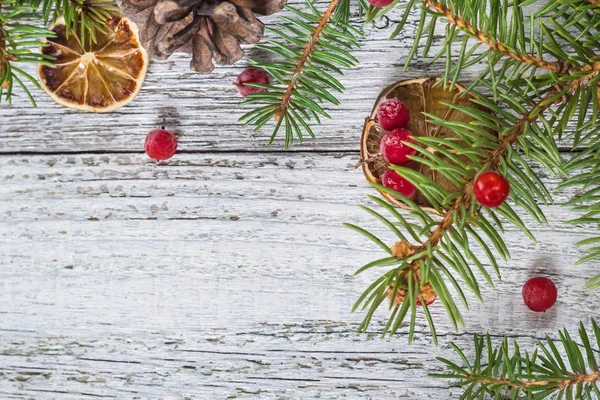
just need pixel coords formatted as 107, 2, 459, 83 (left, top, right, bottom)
433, 319, 600, 399
349, 42, 600, 333
0, 0, 56, 105
422, 0, 566, 73
351, 78, 571, 336
239, 0, 361, 147
275, 0, 340, 122
30, 0, 119, 43
379, 0, 598, 97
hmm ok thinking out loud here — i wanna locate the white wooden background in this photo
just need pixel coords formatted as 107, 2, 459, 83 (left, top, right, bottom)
1, 2, 598, 399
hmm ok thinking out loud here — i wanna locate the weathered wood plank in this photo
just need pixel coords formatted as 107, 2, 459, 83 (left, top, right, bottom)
0, 151, 597, 398
0, 327, 547, 399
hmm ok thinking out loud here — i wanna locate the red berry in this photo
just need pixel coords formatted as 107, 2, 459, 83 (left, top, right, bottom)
377, 98, 410, 131
145, 129, 177, 161
368, 0, 395, 8
522, 277, 557, 312
380, 128, 416, 165
235, 67, 270, 97
381, 169, 416, 198
473, 170, 510, 208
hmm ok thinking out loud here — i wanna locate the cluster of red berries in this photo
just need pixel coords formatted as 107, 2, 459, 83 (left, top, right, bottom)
376, 98, 417, 199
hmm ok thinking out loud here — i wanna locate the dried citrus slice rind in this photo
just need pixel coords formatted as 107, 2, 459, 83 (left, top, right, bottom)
39, 16, 148, 113
361, 78, 489, 212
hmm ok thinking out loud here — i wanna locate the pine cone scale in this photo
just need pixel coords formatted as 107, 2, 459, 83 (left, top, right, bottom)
154, 1, 193, 24
191, 21, 215, 73
213, 27, 244, 65
250, 0, 286, 15
158, 14, 202, 56
212, 3, 263, 44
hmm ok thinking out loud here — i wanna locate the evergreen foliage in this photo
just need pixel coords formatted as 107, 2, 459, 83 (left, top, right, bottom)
239, 0, 362, 147
340, 0, 599, 339
434, 319, 600, 399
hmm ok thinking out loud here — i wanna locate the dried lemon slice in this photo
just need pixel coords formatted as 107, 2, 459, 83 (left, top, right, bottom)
361, 78, 489, 212
39, 16, 148, 113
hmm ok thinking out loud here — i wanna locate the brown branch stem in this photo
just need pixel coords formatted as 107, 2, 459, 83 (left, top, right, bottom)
468, 370, 600, 390
423, 0, 566, 73
274, 0, 339, 121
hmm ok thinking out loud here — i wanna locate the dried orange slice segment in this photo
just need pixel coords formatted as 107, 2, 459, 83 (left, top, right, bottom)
39, 16, 148, 113
361, 78, 489, 212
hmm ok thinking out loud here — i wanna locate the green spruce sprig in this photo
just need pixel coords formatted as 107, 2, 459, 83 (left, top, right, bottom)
30, 0, 119, 43
238, 0, 361, 148
547, 0, 600, 284
347, 0, 600, 339
347, 85, 567, 343
433, 319, 600, 399
0, 0, 55, 105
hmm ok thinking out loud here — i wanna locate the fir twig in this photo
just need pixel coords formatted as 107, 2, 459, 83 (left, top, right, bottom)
433, 319, 600, 399
0, 0, 56, 105
350, 84, 569, 339
423, 0, 566, 73
349, 0, 600, 337
239, 0, 361, 147
275, 0, 340, 121
0, 0, 118, 105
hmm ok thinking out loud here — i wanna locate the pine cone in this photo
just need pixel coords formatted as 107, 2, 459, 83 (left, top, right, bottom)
117, 0, 286, 73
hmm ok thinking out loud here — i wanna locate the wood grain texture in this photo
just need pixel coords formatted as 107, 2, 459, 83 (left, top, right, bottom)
0, 152, 597, 399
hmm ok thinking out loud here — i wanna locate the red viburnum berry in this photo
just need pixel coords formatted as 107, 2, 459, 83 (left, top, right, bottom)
473, 170, 510, 208
377, 98, 410, 131
145, 129, 177, 161
522, 277, 557, 312
368, 0, 395, 8
381, 169, 416, 198
380, 128, 416, 165
235, 67, 270, 97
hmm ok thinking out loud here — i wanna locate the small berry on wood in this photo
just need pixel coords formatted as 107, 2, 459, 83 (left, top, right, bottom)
145, 129, 177, 161
522, 277, 557, 312
235, 67, 270, 97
